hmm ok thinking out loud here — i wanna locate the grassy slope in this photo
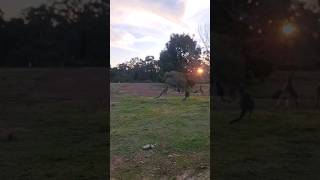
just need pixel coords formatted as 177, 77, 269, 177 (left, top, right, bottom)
0, 69, 107, 179
111, 96, 210, 179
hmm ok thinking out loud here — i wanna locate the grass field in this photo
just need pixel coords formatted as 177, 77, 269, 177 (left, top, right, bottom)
213, 70, 320, 179
214, 109, 320, 179
0, 68, 107, 179
6, 68, 319, 179
110, 83, 210, 179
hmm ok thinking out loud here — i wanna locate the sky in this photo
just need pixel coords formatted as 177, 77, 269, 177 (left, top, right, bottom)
0, 0, 210, 67
0, 0, 45, 19
110, 0, 210, 67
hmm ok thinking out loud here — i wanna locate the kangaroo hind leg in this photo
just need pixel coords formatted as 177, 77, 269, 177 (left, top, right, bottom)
154, 86, 169, 99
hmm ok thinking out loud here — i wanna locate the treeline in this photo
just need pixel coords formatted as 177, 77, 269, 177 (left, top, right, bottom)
0, 0, 107, 67
110, 33, 210, 83
110, 56, 160, 82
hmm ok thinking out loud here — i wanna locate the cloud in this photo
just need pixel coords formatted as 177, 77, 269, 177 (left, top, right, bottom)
110, 29, 136, 49
110, 0, 210, 67
110, 28, 164, 52
111, 0, 186, 24
182, 0, 210, 20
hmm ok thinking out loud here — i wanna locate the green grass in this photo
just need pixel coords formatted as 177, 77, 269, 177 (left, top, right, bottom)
214, 109, 320, 179
110, 96, 210, 179
212, 70, 320, 179
0, 68, 107, 179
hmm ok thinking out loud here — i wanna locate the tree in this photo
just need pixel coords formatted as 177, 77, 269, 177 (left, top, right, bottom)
110, 56, 161, 83
143, 56, 160, 81
213, 0, 289, 89
0, 0, 108, 67
159, 33, 202, 74
198, 24, 210, 64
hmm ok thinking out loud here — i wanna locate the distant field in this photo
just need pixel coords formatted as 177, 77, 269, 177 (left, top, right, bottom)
110, 83, 210, 179
214, 70, 320, 110
214, 70, 320, 179
0, 68, 107, 179
252, 70, 320, 99
111, 83, 210, 97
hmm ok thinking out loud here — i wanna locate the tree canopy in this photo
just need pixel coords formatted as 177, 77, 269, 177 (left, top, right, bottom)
159, 33, 202, 74
110, 56, 160, 82
213, 0, 320, 89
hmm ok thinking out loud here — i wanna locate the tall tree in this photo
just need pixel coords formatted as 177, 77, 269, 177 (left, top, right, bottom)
198, 23, 210, 65
159, 33, 202, 74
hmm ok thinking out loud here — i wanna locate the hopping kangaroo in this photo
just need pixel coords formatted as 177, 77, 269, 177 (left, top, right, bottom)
213, 79, 233, 103
230, 87, 255, 124
274, 71, 298, 108
154, 71, 202, 100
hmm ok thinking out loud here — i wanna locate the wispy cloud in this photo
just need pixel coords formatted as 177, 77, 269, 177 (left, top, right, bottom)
110, 0, 210, 67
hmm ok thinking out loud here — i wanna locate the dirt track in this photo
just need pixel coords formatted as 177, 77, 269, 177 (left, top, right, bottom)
111, 83, 210, 97
0, 68, 107, 101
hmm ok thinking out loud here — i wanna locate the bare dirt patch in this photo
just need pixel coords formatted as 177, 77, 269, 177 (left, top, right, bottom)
111, 83, 210, 97
110, 155, 127, 173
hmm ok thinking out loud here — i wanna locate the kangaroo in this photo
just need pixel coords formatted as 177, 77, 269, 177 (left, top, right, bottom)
215, 79, 232, 103
193, 85, 204, 95
275, 71, 298, 108
154, 71, 197, 100
230, 87, 255, 124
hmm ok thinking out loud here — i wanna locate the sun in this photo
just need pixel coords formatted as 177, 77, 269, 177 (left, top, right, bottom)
282, 23, 296, 36
197, 68, 204, 74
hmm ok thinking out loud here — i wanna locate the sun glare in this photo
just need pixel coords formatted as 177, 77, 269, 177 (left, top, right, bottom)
197, 68, 204, 74
282, 23, 295, 35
